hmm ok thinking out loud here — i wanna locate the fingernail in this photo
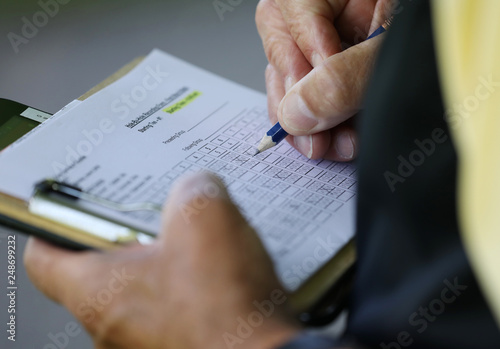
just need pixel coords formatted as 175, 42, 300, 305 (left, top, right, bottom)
294, 135, 313, 159
335, 132, 354, 160
173, 172, 228, 206
281, 92, 318, 132
311, 52, 323, 67
285, 76, 294, 92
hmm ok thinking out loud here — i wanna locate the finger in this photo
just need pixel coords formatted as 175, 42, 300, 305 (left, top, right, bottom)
277, 36, 383, 136
160, 171, 258, 249
332, 0, 377, 43
23, 237, 96, 309
256, 0, 312, 88
275, 0, 342, 66
162, 171, 279, 282
322, 122, 357, 161
266, 63, 336, 160
289, 132, 328, 160
159, 172, 277, 281
368, 0, 398, 34
265, 64, 285, 124
265, 64, 353, 161
290, 120, 356, 161
160, 172, 236, 241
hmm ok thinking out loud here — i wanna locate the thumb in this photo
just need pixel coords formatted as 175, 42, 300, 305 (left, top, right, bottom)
160, 171, 258, 254
159, 172, 279, 288
160, 172, 233, 232
277, 35, 383, 136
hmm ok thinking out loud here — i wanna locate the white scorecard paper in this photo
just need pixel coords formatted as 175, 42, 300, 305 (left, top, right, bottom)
0, 49, 357, 291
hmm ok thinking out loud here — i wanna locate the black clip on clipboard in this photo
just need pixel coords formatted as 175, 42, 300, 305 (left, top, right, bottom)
29, 179, 158, 247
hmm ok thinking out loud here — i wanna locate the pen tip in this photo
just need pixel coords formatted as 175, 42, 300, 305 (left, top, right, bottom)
253, 149, 260, 156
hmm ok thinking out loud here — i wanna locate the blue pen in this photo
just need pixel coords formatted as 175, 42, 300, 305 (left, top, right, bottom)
254, 17, 393, 156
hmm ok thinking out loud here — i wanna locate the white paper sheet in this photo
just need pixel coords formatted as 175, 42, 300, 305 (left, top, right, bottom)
0, 49, 357, 291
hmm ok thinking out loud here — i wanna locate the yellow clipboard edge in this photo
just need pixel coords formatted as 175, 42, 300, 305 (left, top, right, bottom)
78, 57, 145, 102
0, 192, 119, 250
289, 240, 356, 314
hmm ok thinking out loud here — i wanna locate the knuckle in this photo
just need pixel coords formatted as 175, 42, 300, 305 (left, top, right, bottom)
319, 58, 359, 117
89, 302, 129, 346
262, 35, 281, 65
82, 311, 102, 336
265, 63, 278, 84
289, 24, 314, 58
265, 63, 274, 77
255, 0, 273, 30
263, 35, 292, 72
274, 1, 316, 53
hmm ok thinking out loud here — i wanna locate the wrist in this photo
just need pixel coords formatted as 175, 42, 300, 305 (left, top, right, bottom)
255, 320, 302, 349
228, 317, 301, 349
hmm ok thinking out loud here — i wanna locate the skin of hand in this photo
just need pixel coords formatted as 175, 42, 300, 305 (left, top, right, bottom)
256, 0, 396, 160
23, 172, 301, 349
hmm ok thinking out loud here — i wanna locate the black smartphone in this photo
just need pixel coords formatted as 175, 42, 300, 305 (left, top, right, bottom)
0, 98, 52, 151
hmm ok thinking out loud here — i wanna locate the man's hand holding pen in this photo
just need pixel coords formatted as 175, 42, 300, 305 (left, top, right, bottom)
256, 0, 394, 160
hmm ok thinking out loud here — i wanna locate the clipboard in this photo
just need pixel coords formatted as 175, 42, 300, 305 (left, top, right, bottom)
0, 57, 147, 250
0, 57, 356, 326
